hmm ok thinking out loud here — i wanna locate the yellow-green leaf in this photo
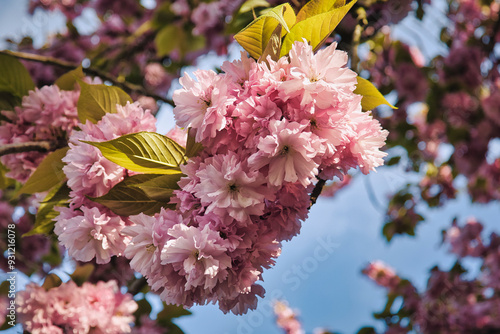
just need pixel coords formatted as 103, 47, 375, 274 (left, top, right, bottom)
296, 0, 346, 22
24, 182, 70, 237
132, 173, 182, 202
77, 80, 132, 124
354, 76, 397, 110
18, 147, 69, 195
55, 67, 85, 91
89, 174, 169, 216
83, 132, 187, 174
239, 0, 270, 13
0, 53, 35, 98
280, 0, 356, 57
259, 24, 282, 64
234, 3, 296, 59
155, 25, 182, 57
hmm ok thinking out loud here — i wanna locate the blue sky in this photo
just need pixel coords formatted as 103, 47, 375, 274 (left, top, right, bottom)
1, 1, 499, 333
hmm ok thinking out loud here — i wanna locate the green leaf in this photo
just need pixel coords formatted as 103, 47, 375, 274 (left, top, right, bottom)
0, 91, 21, 112
42, 273, 62, 291
132, 173, 182, 201
70, 263, 94, 286
258, 24, 282, 64
354, 76, 397, 110
0, 53, 35, 98
296, 0, 346, 22
234, 3, 296, 59
0, 162, 15, 190
83, 132, 187, 174
24, 182, 70, 237
77, 80, 132, 124
155, 25, 182, 57
134, 298, 153, 322
238, 0, 270, 13
280, 0, 356, 57
18, 147, 69, 195
88, 174, 170, 216
155, 25, 205, 58
158, 304, 192, 323
55, 67, 85, 91
185, 128, 203, 158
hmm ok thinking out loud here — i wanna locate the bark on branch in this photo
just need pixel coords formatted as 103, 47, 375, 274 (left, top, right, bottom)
0, 50, 174, 106
0, 141, 54, 157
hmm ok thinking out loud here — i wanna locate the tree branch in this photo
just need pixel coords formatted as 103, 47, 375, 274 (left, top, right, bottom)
0, 141, 54, 157
0, 50, 174, 106
309, 178, 326, 209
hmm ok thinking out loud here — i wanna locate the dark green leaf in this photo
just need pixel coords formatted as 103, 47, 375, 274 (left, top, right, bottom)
24, 182, 70, 237
70, 264, 94, 286
132, 173, 182, 202
0, 53, 35, 98
88, 174, 170, 216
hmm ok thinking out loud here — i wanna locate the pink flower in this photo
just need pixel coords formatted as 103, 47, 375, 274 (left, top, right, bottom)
123, 209, 185, 277
54, 206, 130, 264
194, 151, 272, 222
363, 260, 401, 290
173, 70, 236, 142
280, 40, 357, 109
161, 224, 231, 291
249, 119, 324, 187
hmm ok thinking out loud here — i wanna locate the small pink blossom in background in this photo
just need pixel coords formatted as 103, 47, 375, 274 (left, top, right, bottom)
363, 260, 401, 290
274, 301, 305, 334
0, 85, 79, 182
17, 280, 137, 334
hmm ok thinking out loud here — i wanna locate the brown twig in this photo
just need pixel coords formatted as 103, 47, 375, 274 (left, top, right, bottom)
0, 141, 54, 157
0, 50, 174, 106
309, 178, 326, 209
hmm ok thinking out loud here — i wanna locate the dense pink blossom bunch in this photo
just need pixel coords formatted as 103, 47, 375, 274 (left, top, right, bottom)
124, 40, 388, 314
54, 102, 157, 264
17, 280, 137, 334
0, 85, 79, 182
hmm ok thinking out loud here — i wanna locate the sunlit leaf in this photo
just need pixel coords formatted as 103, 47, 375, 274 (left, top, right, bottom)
84, 132, 187, 174
239, 0, 270, 13
18, 147, 69, 195
258, 24, 282, 63
77, 80, 132, 124
354, 76, 397, 110
0, 53, 35, 98
234, 3, 296, 59
88, 174, 170, 216
280, 0, 356, 57
155, 25, 182, 57
296, 0, 346, 22
55, 67, 85, 91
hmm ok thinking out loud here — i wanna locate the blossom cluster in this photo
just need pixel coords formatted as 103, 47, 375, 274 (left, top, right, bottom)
17, 280, 137, 334
124, 40, 388, 314
274, 301, 304, 334
363, 218, 500, 333
54, 102, 157, 264
0, 85, 79, 182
